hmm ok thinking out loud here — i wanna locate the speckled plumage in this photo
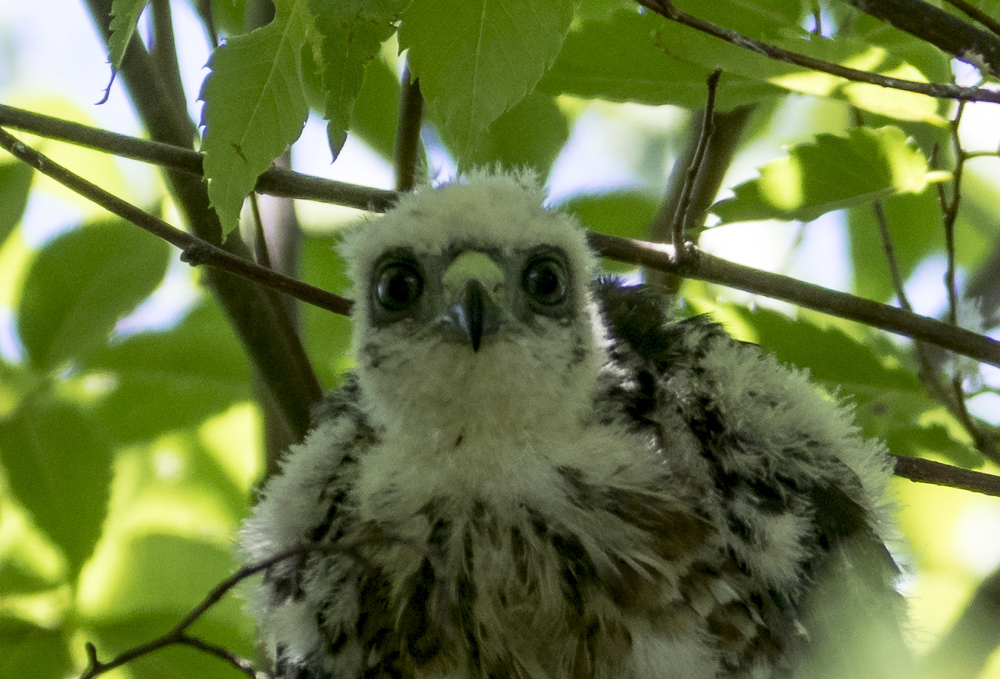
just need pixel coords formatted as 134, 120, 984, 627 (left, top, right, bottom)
240, 173, 906, 679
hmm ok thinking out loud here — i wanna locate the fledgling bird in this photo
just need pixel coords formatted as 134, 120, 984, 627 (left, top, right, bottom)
240, 173, 908, 679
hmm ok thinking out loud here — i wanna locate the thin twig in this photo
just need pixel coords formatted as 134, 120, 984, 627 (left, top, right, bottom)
635, 0, 1000, 104
892, 455, 1000, 496
585, 233, 1000, 369
0, 104, 398, 211
5, 119, 1000, 369
0, 127, 353, 316
76, 545, 331, 679
672, 69, 721, 259
394, 62, 424, 193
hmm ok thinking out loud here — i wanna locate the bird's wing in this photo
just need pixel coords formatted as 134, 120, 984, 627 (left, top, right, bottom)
241, 377, 378, 679
593, 279, 910, 677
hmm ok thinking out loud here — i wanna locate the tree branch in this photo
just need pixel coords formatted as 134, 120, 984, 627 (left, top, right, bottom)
0, 127, 352, 317
586, 233, 1000, 369
670, 69, 722, 259
394, 63, 424, 193
840, 0, 1000, 75
635, 0, 1000, 104
6, 113, 1000, 369
943, 0, 1000, 39
0, 104, 398, 211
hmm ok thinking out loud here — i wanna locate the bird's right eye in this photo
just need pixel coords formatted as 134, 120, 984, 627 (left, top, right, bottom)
374, 261, 424, 311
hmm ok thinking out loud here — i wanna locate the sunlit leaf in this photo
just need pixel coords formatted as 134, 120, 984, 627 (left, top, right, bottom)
0, 396, 112, 572
84, 301, 252, 444
17, 219, 170, 371
652, 20, 944, 123
107, 0, 150, 69
712, 126, 937, 224
399, 0, 575, 161
308, 0, 407, 161
201, 0, 311, 234
539, 11, 782, 110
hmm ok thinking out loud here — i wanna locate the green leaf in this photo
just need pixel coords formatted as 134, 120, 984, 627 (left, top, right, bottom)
399, 0, 575, 161
84, 301, 252, 444
108, 0, 150, 69
0, 625, 70, 679
308, 0, 407, 161
301, 235, 353, 386
466, 92, 569, 179
560, 191, 661, 272
201, 0, 311, 234
539, 11, 783, 110
727, 304, 981, 466
846, 189, 940, 301
17, 220, 170, 371
673, 0, 804, 40
0, 397, 113, 572
350, 58, 404, 161
653, 20, 944, 123
712, 126, 935, 224
0, 160, 33, 247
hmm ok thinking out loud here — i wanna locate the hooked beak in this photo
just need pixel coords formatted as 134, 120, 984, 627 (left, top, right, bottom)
440, 251, 503, 352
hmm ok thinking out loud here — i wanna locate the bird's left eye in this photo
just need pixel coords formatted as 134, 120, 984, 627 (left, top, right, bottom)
375, 261, 424, 311
522, 256, 568, 306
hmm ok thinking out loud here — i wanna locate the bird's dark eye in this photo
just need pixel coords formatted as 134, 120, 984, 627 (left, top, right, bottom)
374, 261, 423, 311
522, 256, 568, 307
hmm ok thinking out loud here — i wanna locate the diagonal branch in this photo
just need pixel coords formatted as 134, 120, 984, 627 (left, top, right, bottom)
635, 0, 1000, 104
841, 0, 1000, 75
5, 116, 1000, 369
0, 127, 352, 317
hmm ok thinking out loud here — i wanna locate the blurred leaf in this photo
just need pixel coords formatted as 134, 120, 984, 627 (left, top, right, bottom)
107, 0, 150, 69
80, 534, 254, 679
0, 624, 69, 679
712, 126, 936, 224
674, 0, 804, 39
308, 0, 407, 160
350, 57, 403, 161
399, 0, 575, 161
0, 498, 68, 596
730, 304, 980, 466
539, 11, 783, 110
0, 396, 112, 573
851, 14, 953, 85
561, 191, 661, 273
466, 92, 569, 179
17, 219, 170, 371
211, 0, 249, 36
84, 301, 252, 444
730, 304, 920, 392
301, 235, 353, 387
654, 20, 944, 123
201, 0, 310, 234
79, 534, 239, 623
847, 189, 940, 302
0, 160, 33, 247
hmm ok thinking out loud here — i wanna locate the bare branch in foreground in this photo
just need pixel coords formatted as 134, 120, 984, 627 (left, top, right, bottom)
0, 127, 353, 317
635, 0, 1000, 104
